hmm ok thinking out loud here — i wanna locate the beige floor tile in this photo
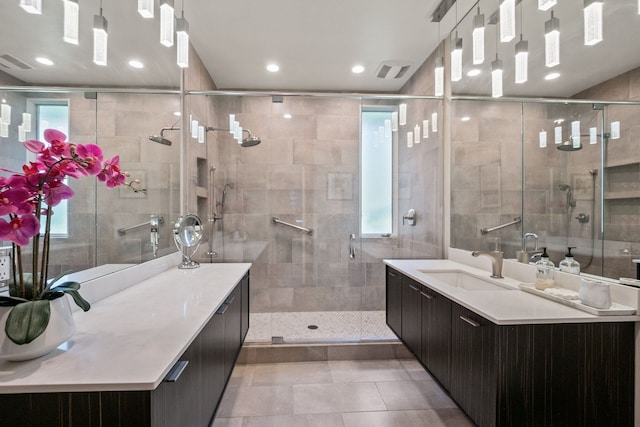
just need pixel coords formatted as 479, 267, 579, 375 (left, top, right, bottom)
217, 385, 294, 417
211, 417, 244, 427
342, 408, 473, 427
293, 382, 387, 414
251, 362, 332, 386
375, 380, 457, 411
228, 364, 256, 387
399, 359, 435, 381
242, 413, 346, 427
328, 359, 411, 383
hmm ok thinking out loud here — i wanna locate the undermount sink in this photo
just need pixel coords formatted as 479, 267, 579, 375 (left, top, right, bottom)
417, 270, 512, 291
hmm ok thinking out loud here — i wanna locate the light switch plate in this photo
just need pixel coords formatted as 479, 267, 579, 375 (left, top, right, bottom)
0, 255, 10, 281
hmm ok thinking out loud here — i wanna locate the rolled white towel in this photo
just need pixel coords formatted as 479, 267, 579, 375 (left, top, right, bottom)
543, 287, 579, 300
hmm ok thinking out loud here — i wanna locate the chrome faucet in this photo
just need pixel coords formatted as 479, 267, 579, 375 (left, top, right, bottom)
517, 232, 541, 263
471, 250, 504, 279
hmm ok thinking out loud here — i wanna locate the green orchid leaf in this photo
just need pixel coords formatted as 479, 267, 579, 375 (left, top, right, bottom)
42, 271, 72, 294
52, 281, 81, 292
59, 289, 90, 312
0, 296, 29, 307
5, 300, 51, 345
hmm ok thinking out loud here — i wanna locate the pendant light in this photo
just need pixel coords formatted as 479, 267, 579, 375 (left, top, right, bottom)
515, 37, 528, 84
434, 57, 444, 97
491, 55, 503, 98
545, 11, 560, 68
176, 12, 189, 68
514, 6, 528, 84
63, 0, 80, 45
499, 0, 516, 42
138, 0, 154, 18
19, 0, 41, 14
472, 8, 485, 65
93, 5, 108, 66
399, 103, 407, 126
434, 22, 444, 97
584, 0, 603, 46
451, 35, 463, 82
538, 0, 557, 11
160, 0, 175, 47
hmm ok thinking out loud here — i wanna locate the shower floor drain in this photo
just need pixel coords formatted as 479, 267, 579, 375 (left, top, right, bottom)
307, 325, 318, 330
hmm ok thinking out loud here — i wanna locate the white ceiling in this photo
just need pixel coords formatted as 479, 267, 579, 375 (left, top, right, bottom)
1, 0, 639, 97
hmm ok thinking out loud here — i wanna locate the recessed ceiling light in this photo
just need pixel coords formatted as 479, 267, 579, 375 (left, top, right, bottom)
129, 60, 144, 69
545, 72, 560, 80
351, 65, 365, 74
266, 63, 280, 73
35, 57, 54, 66
467, 68, 482, 77
461, 116, 471, 122
283, 113, 292, 119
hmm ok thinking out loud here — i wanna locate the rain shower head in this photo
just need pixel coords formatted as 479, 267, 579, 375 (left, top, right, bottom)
149, 135, 173, 146
149, 126, 180, 146
557, 140, 582, 151
206, 127, 262, 147
241, 135, 261, 147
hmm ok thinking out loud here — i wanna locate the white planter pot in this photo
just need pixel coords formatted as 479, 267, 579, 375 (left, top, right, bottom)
0, 296, 76, 362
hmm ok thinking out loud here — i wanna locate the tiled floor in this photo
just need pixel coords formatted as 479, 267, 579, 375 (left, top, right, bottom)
245, 311, 397, 343
212, 359, 473, 427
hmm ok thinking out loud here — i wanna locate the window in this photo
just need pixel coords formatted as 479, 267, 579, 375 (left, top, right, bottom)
361, 108, 393, 236
29, 101, 70, 237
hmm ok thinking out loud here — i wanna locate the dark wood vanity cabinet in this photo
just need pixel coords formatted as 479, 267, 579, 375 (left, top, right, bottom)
385, 267, 635, 427
450, 303, 496, 427
0, 273, 250, 427
401, 276, 423, 356
385, 267, 402, 337
420, 286, 451, 391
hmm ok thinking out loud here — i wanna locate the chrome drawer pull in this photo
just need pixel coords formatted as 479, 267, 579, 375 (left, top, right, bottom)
389, 271, 398, 277
164, 360, 189, 382
420, 291, 433, 299
216, 304, 229, 315
409, 284, 420, 292
459, 315, 480, 328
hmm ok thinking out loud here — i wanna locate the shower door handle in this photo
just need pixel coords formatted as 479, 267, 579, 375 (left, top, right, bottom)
349, 234, 356, 260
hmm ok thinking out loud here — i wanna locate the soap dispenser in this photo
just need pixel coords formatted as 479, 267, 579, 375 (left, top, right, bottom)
559, 247, 580, 274
534, 247, 555, 290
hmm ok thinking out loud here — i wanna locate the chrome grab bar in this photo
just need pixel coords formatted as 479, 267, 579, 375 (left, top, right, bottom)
480, 216, 521, 235
118, 216, 164, 236
271, 217, 313, 235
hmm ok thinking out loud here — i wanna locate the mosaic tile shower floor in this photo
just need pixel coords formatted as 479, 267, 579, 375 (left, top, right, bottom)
245, 311, 397, 344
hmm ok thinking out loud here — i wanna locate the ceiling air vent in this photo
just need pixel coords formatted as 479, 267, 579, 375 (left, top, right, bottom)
376, 61, 412, 79
0, 54, 32, 70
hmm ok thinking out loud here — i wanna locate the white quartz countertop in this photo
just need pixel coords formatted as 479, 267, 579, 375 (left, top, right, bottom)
385, 259, 640, 325
0, 263, 251, 394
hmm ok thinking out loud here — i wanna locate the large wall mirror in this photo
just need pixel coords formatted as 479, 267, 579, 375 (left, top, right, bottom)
0, 4, 182, 281
448, 0, 640, 281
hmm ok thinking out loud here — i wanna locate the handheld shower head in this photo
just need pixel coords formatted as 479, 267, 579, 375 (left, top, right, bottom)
149, 135, 173, 146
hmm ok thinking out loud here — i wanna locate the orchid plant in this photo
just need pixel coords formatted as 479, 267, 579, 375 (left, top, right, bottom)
0, 129, 134, 345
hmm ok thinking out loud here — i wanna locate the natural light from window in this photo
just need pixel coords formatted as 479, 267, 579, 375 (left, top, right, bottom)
361, 109, 393, 236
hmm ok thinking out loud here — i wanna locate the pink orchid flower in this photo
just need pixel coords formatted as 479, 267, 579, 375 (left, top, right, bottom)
0, 188, 32, 216
0, 214, 40, 246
